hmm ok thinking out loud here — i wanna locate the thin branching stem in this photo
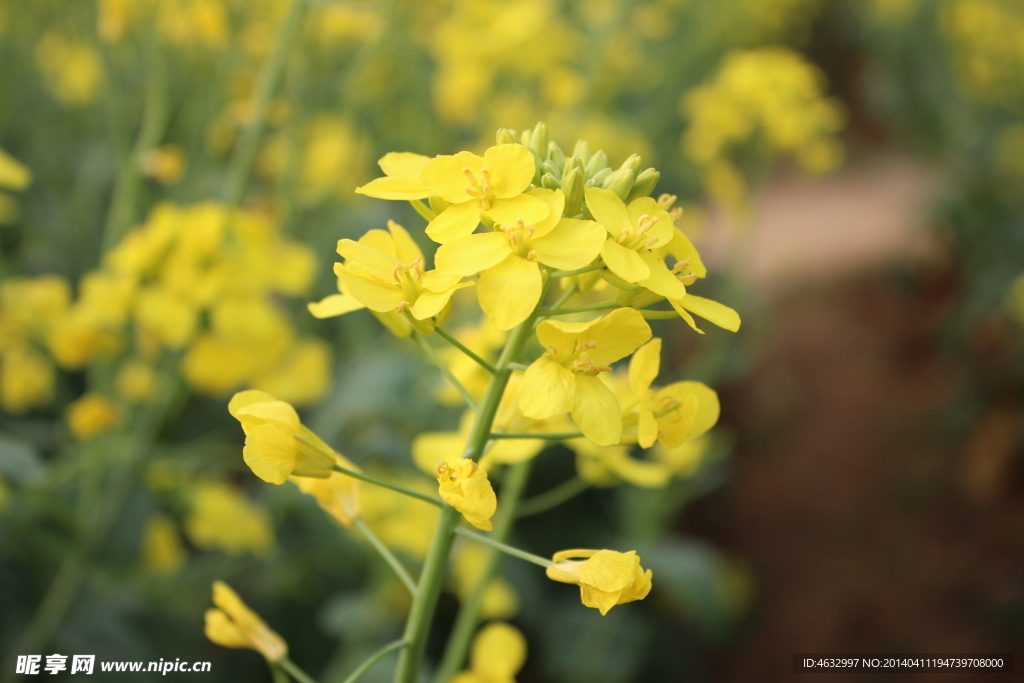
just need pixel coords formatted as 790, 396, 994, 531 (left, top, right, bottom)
353, 518, 418, 597
453, 527, 552, 568
413, 333, 479, 410
328, 463, 443, 508
434, 327, 497, 375
517, 476, 591, 518
489, 432, 583, 440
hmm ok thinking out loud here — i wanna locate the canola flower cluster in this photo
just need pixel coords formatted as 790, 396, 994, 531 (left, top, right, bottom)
210, 123, 740, 683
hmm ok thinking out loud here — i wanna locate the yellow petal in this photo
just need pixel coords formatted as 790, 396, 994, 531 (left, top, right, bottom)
470, 622, 527, 679
669, 298, 705, 334
204, 609, 250, 649
354, 176, 428, 200
242, 423, 297, 484
585, 307, 653, 368
617, 567, 653, 605
426, 200, 482, 244
482, 144, 536, 197
477, 256, 542, 331
378, 152, 431, 179
435, 232, 513, 276
228, 390, 277, 419
485, 193, 550, 227
307, 293, 365, 319
336, 238, 398, 279
519, 356, 576, 419
637, 407, 659, 449
660, 227, 707, 278
579, 583, 622, 616
637, 250, 686, 299
655, 394, 697, 449
601, 239, 649, 283
422, 151, 484, 203
532, 218, 605, 271
386, 220, 424, 264
676, 294, 741, 332
410, 281, 474, 320
628, 338, 661, 397
578, 550, 638, 593
585, 186, 631, 235
571, 374, 621, 446
626, 196, 674, 247
334, 264, 406, 312
657, 381, 719, 439
527, 188, 566, 236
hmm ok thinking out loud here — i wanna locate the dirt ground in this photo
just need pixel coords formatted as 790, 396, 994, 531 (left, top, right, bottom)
687, 159, 1024, 681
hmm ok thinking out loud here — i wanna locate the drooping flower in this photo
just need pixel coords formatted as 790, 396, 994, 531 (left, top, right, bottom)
313, 221, 472, 335
437, 455, 498, 531
355, 152, 432, 200
584, 187, 683, 298
546, 549, 653, 615
452, 622, 527, 683
421, 144, 549, 243
228, 390, 336, 484
204, 581, 288, 663
518, 308, 652, 445
435, 189, 605, 329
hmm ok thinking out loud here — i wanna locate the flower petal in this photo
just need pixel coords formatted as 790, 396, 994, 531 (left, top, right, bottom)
519, 356, 577, 419
426, 200, 483, 244
532, 218, 605, 271
626, 196, 675, 247
658, 227, 707, 278
601, 239, 649, 283
677, 294, 741, 332
307, 293, 365, 319
571, 374, 622, 446
628, 338, 661, 397
336, 238, 398, 279
657, 381, 719, 439
471, 622, 527, 679
334, 264, 405, 312
485, 193, 550, 227
483, 144, 536, 197
637, 250, 686, 299
242, 423, 297, 484
477, 256, 542, 331
410, 281, 474, 319
377, 152, 431, 179
528, 188, 566, 236
422, 151, 484, 203
586, 307, 653, 367
434, 232, 513, 276
585, 186, 631, 236
354, 176, 428, 200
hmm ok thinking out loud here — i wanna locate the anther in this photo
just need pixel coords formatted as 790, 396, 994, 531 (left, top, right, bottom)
462, 167, 477, 185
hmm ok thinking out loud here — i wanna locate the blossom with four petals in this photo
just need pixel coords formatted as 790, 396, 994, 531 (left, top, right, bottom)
545, 549, 653, 615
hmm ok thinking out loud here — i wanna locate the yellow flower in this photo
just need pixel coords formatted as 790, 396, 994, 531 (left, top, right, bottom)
452, 622, 527, 683
204, 581, 288, 663
251, 338, 333, 406
66, 393, 120, 440
546, 549, 653, 615
518, 308, 651, 446
621, 338, 720, 448
291, 454, 361, 528
228, 390, 336, 485
185, 482, 274, 556
360, 475, 440, 559
115, 359, 156, 403
355, 152, 432, 200
435, 189, 605, 330
570, 440, 672, 488
35, 32, 104, 107
0, 148, 32, 190
140, 515, 187, 575
452, 543, 520, 619
421, 144, 549, 243
0, 345, 54, 414
584, 187, 683, 297
140, 145, 187, 185
322, 221, 473, 334
437, 455, 498, 531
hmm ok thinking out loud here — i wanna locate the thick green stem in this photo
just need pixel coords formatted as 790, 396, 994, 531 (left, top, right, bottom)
220, 0, 305, 207
548, 265, 598, 278
432, 461, 533, 683
393, 299, 545, 683
354, 518, 418, 597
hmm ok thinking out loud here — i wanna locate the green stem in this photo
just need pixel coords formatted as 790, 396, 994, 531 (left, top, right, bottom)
354, 518, 418, 597
534, 283, 579, 329
342, 640, 408, 683
489, 432, 582, 440
507, 362, 529, 372
220, 0, 305, 207
434, 327, 497, 375
431, 461, 532, 683
410, 199, 436, 222
517, 476, 590, 518
539, 301, 619, 316
414, 333, 478, 411
272, 665, 290, 683
549, 265, 598, 278
453, 527, 551, 568
279, 657, 319, 683
393, 290, 548, 683
331, 464, 443, 508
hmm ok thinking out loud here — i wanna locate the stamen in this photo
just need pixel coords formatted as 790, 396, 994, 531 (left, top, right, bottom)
462, 167, 477, 185
526, 249, 538, 261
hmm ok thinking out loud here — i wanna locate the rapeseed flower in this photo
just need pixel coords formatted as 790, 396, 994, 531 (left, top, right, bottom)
452, 622, 527, 683
518, 308, 652, 445
66, 393, 120, 440
205, 581, 288, 663
435, 189, 605, 329
437, 455, 497, 531
546, 549, 653, 615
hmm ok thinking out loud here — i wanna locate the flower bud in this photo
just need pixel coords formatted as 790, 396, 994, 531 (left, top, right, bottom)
528, 146, 544, 186
542, 160, 561, 178
495, 128, 519, 145
529, 122, 549, 157
572, 139, 591, 164
562, 167, 584, 217
602, 168, 635, 201
627, 168, 661, 201
547, 141, 566, 170
561, 156, 584, 184
589, 168, 611, 187
619, 154, 642, 177
585, 150, 608, 177
541, 172, 561, 189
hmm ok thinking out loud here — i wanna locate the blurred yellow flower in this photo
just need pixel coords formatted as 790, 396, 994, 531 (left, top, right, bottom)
437, 455, 497, 531
115, 359, 157, 403
546, 549, 653, 615
452, 622, 527, 683
35, 32, 104, 107
140, 515, 187, 575
518, 308, 652, 445
291, 454, 361, 528
360, 475, 441, 559
140, 145, 187, 185
66, 393, 120, 441
0, 148, 32, 191
205, 581, 288, 662
453, 544, 520, 620
228, 390, 337, 484
0, 345, 54, 414
186, 482, 274, 556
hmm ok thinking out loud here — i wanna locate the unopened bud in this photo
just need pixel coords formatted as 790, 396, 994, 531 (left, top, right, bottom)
542, 160, 561, 178
495, 128, 518, 145
589, 168, 611, 187
627, 168, 661, 201
530, 122, 549, 157
561, 156, 584, 184
528, 146, 544, 186
585, 150, 609, 178
619, 154, 642, 177
562, 167, 584, 217
572, 140, 591, 164
603, 168, 635, 201
547, 141, 566, 170
541, 172, 561, 190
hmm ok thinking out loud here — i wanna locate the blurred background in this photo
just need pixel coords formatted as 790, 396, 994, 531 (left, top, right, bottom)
1, 0, 1023, 681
